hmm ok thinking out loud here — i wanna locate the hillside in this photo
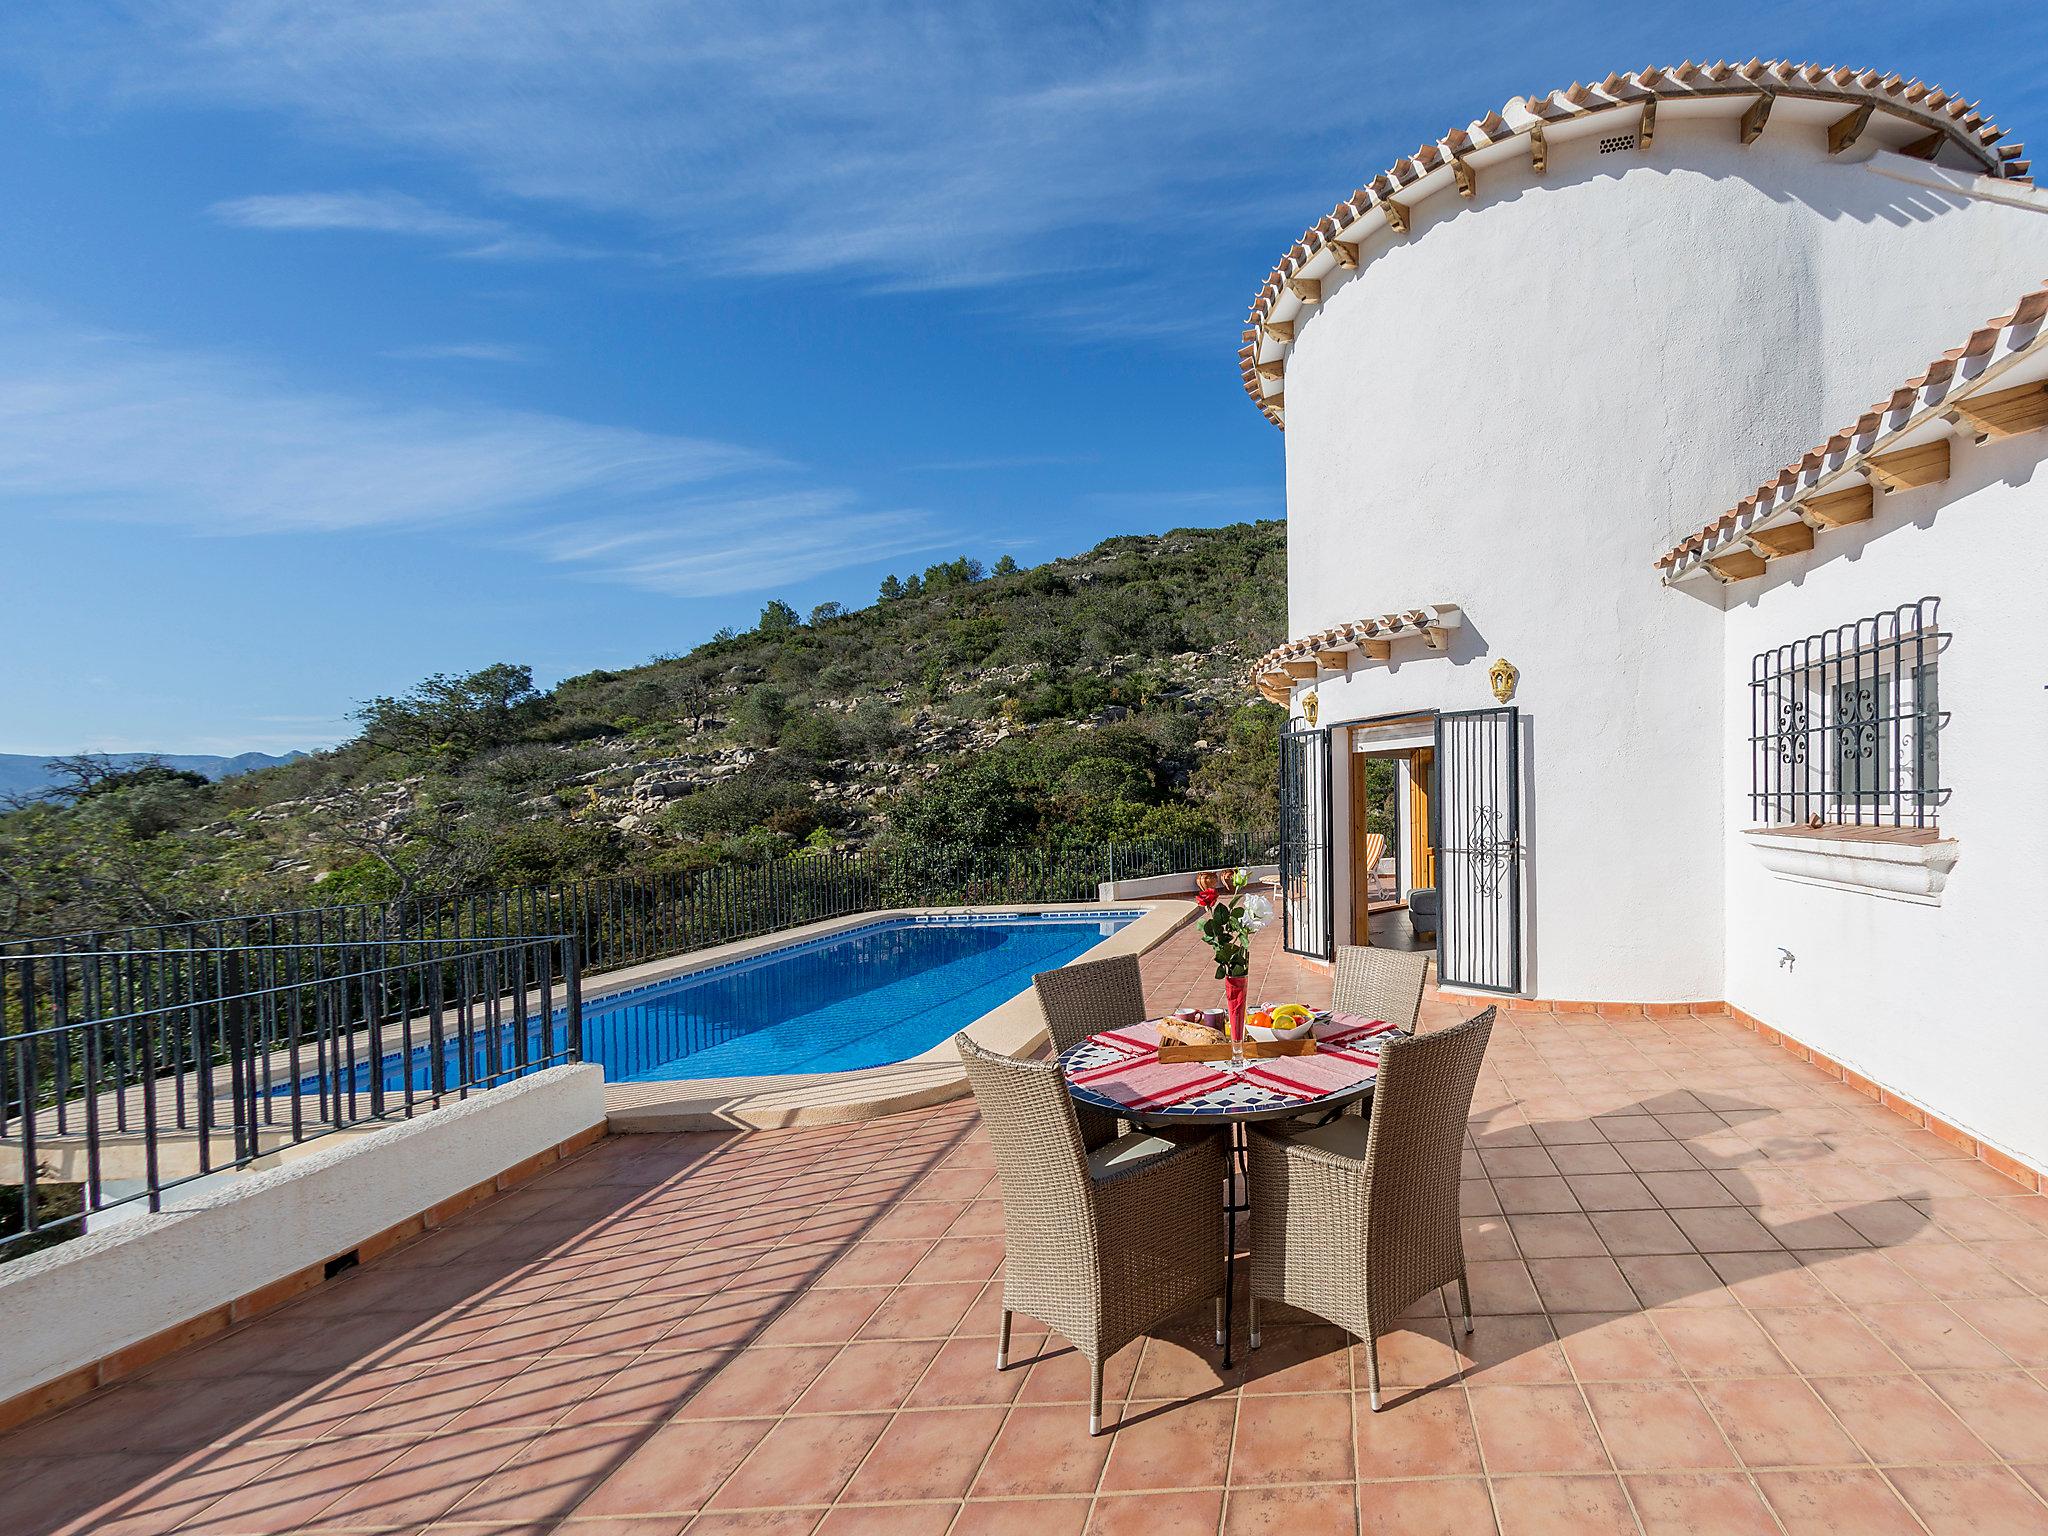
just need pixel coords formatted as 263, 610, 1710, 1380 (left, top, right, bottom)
0, 751, 303, 802
0, 520, 1288, 939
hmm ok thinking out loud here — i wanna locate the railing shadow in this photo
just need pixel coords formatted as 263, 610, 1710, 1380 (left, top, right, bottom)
0, 1108, 982, 1535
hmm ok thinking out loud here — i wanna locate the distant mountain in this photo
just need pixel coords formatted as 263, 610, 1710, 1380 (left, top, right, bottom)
0, 751, 305, 801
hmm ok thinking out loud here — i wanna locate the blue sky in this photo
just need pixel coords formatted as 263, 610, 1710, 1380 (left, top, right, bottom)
2, 4, 2044, 754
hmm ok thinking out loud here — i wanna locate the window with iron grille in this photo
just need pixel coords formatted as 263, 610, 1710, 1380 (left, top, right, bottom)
1749, 597, 1945, 829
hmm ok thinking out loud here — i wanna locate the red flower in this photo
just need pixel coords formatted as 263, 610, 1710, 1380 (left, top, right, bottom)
1195, 888, 1219, 909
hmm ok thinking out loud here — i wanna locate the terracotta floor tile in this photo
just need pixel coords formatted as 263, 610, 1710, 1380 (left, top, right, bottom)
1464, 1214, 1521, 1261
1098, 1397, 1234, 1491
1088, 1488, 1223, 1534
1467, 1383, 1611, 1474
1221, 1481, 1358, 1534
1554, 1311, 1685, 1382
854, 1281, 983, 1341
707, 1413, 890, 1510
1921, 1370, 2048, 1461
1809, 1374, 1996, 1465
1128, 1334, 1235, 1400
318, 1428, 527, 1527
1563, 1174, 1658, 1211
949, 1496, 1093, 1535
904, 1337, 1030, 1410
1583, 1381, 1737, 1470
1509, 1214, 1606, 1259
1460, 1313, 1571, 1385
677, 1346, 839, 1420
1654, 1309, 1793, 1378
1888, 1464, 2048, 1535
1495, 1177, 1583, 1215
1696, 1378, 1865, 1469
1624, 1470, 1780, 1535
573, 1418, 773, 1516
1616, 1253, 1732, 1310
839, 1405, 1006, 1502
1465, 1260, 1543, 1314
1527, 1257, 1639, 1313
1670, 1207, 1781, 1253
1019, 1339, 1142, 1405
1749, 1308, 1907, 1376
1950, 1296, 2048, 1366
1228, 1392, 1354, 1485
1851, 1303, 2016, 1371
1354, 1475, 1495, 1536
1240, 1325, 1354, 1394
446, 1423, 647, 1523
1489, 1473, 1639, 1536
791, 1341, 943, 1415
811, 1502, 958, 1534
1753, 1467, 1925, 1535
1353, 1381, 1481, 1476
1801, 1249, 1932, 1307
817, 1242, 933, 1288
184, 1435, 408, 1532
970, 1404, 1113, 1498
1588, 1209, 1692, 1256
1548, 1142, 1631, 1175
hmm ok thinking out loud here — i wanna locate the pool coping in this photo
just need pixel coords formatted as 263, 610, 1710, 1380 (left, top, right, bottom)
597, 900, 1195, 1133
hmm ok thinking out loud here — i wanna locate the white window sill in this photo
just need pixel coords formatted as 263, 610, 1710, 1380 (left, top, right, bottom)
1743, 827, 1958, 905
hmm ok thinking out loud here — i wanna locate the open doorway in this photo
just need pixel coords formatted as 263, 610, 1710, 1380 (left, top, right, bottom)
1345, 719, 1437, 952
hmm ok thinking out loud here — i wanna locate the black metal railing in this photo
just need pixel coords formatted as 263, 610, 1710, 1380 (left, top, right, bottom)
1750, 598, 1945, 829
2, 933, 580, 1251
1, 828, 1273, 1252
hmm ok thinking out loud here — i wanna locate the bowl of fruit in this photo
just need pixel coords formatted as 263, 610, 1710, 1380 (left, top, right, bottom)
1246, 1002, 1319, 1042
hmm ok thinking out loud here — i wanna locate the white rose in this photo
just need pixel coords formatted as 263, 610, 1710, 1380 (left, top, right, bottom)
1242, 894, 1274, 931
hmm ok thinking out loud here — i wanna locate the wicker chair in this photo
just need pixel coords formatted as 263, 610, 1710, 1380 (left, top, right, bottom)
1245, 1007, 1495, 1410
957, 1032, 1226, 1435
1033, 954, 1148, 1151
1331, 944, 1429, 1034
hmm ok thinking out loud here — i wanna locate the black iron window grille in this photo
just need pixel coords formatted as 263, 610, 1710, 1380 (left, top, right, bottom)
1749, 597, 1946, 829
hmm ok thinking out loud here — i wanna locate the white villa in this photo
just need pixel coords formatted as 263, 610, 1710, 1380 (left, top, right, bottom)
1248, 61, 2048, 1185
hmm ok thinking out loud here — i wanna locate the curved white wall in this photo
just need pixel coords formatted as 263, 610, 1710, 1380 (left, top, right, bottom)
1281, 108, 2048, 1001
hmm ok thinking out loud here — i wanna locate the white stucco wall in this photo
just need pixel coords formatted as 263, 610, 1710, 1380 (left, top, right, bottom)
0, 1065, 607, 1407
1718, 442, 2048, 1174
1280, 105, 2048, 1002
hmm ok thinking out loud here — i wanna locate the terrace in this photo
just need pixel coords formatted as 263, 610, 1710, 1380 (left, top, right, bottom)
4, 916, 2046, 1536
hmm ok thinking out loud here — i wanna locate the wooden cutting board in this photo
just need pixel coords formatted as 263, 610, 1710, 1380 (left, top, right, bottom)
1158, 1038, 1317, 1062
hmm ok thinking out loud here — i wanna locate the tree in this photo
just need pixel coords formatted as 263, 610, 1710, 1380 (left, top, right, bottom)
887, 759, 1036, 848
878, 575, 903, 601
808, 601, 845, 626
730, 684, 790, 746
757, 599, 800, 634
351, 663, 540, 762
991, 554, 1019, 577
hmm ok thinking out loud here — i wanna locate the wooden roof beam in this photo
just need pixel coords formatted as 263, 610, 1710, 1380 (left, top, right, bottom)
1382, 198, 1410, 236
1329, 240, 1360, 269
1859, 438, 1950, 494
1360, 639, 1392, 662
1800, 483, 1874, 529
1286, 276, 1321, 304
1747, 521, 1815, 558
1705, 548, 1769, 583
1282, 659, 1320, 680
1261, 319, 1294, 344
1948, 379, 2048, 438
1637, 97, 1656, 150
1255, 359, 1285, 382
1315, 649, 1352, 673
1450, 154, 1476, 198
1528, 122, 1547, 174
1740, 92, 1774, 144
1828, 102, 1874, 155
1899, 127, 1947, 161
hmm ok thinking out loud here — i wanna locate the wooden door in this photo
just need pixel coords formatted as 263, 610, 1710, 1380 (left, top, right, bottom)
1408, 747, 1436, 890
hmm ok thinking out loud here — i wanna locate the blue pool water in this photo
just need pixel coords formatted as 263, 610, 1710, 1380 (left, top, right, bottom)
274, 912, 1136, 1098
591, 912, 1136, 1080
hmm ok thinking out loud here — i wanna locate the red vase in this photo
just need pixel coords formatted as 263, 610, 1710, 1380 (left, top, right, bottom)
1224, 975, 1249, 1042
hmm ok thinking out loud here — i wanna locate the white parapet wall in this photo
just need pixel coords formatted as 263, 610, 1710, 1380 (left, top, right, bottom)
1097, 865, 1280, 903
0, 1064, 606, 1410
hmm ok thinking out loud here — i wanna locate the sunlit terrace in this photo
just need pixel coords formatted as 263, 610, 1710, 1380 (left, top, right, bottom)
5, 917, 2046, 1536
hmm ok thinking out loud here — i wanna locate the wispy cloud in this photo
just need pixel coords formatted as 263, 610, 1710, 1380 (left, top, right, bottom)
0, 313, 943, 595
10, 1, 1455, 309
209, 189, 499, 239
383, 341, 537, 364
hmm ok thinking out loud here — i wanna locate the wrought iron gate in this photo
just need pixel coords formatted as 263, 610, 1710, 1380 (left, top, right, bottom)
1279, 721, 1333, 958
1433, 706, 1522, 992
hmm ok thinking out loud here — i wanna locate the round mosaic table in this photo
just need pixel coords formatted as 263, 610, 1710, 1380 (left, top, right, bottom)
1056, 1013, 1401, 1364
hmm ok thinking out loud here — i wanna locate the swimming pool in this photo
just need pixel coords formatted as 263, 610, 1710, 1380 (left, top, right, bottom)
591, 911, 1137, 1080
275, 910, 1138, 1098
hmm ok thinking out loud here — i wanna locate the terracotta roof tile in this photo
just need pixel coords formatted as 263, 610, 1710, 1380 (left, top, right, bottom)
1655, 280, 2048, 571
1240, 61, 2027, 428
